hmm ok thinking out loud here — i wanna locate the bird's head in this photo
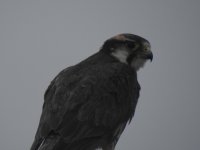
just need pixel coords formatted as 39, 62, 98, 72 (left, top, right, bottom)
100, 33, 153, 71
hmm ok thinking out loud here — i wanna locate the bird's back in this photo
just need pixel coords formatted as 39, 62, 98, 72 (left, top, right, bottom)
31, 51, 140, 150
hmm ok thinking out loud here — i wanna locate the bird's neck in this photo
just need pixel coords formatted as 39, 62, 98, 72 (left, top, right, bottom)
78, 51, 119, 65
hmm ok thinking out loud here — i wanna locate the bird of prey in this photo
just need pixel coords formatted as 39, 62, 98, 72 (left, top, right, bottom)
30, 33, 153, 150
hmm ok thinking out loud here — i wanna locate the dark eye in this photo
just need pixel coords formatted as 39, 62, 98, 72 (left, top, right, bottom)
125, 41, 136, 49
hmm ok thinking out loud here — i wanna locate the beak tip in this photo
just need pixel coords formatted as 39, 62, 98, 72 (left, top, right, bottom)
150, 56, 153, 62
148, 52, 153, 62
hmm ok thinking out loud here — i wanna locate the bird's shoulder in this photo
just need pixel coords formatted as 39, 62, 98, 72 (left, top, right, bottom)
43, 61, 139, 125
46, 61, 136, 95
34, 55, 141, 147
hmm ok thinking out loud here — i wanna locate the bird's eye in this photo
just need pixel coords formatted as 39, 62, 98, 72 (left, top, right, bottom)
125, 41, 136, 49
144, 48, 148, 52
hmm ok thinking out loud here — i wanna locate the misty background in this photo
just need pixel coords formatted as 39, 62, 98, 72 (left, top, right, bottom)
0, 0, 200, 150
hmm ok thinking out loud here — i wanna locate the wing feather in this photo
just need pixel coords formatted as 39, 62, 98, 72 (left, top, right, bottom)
31, 62, 140, 150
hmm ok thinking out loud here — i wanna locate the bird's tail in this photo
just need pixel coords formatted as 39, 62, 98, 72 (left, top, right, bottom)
37, 135, 60, 150
31, 132, 113, 150
30, 131, 61, 150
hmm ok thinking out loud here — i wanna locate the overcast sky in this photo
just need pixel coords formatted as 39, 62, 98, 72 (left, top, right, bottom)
0, 0, 200, 150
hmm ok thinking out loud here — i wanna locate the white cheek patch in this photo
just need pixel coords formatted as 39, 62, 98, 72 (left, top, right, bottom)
111, 50, 129, 64
131, 58, 147, 71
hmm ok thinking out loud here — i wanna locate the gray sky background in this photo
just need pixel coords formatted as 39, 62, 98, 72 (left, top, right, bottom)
0, 0, 200, 150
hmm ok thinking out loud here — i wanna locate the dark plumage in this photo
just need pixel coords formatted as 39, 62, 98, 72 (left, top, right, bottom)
31, 33, 153, 150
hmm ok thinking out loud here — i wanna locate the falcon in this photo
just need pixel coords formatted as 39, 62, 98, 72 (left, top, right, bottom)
30, 33, 153, 150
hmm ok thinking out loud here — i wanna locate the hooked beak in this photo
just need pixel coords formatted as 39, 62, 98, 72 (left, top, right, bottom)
142, 51, 153, 62
144, 51, 153, 62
